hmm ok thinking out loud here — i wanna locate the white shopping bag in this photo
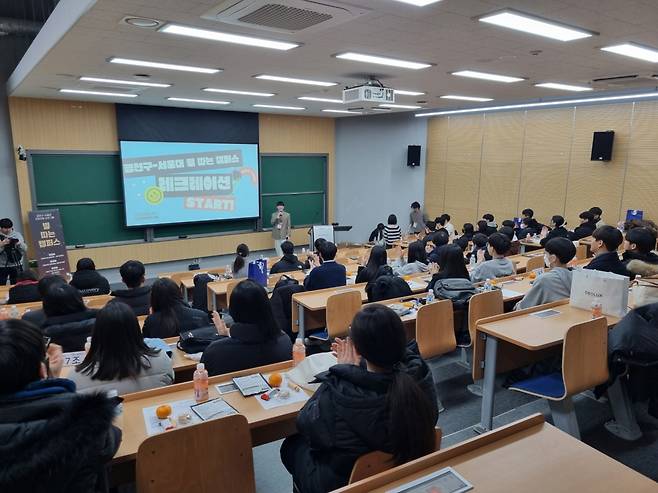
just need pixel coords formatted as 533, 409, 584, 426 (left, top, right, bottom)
569, 268, 629, 318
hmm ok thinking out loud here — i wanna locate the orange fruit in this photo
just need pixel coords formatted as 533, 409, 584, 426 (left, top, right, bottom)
156, 404, 172, 419
268, 372, 283, 388
529, 272, 537, 280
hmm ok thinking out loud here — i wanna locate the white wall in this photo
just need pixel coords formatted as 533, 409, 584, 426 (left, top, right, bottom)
334, 112, 427, 243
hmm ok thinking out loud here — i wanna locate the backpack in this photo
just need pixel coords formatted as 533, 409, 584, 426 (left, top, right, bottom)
270, 281, 305, 341
274, 274, 299, 290
192, 273, 216, 312
177, 325, 222, 354
433, 278, 477, 310
366, 275, 412, 302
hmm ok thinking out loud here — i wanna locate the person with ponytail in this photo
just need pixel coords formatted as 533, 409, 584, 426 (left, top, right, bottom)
280, 304, 438, 492
233, 243, 250, 279
142, 278, 208, 338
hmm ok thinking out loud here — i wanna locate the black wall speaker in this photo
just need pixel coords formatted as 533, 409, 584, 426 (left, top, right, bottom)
591, 131, 615, 161
407, 145, 421, 167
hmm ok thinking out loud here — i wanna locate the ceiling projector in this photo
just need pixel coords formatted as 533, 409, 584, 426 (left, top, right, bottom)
343, 80, 395, 110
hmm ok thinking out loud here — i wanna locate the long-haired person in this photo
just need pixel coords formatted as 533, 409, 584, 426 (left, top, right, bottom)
232, 243, 250, 279
142, 278, 208, 338
201, 279, 292, 376
356, 245, 388, 284
393, 240, 429, 276
280, 304, 438, 492
70, 301, 173, 394
42, 284, 97, 352
428, 244, 470, 291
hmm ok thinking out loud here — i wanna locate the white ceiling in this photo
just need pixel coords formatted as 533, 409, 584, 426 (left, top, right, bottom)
9, 0, 658, 117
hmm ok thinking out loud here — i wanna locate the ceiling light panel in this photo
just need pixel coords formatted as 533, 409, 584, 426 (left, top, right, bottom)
254, 75, 337, 86
395, 90, 426, 96
391, 0, 443, 6
253, 104, 305, 110
160, 24, 299, 51
204, 88, 274, 97
167, 97, 230, 105
322, 109, 362, 114
452, 70, 524, 83
479, 10, 594, 42
80, 76, 171, 88
441, 95, 493, 102
109, 57, 220, 74
298, 96, 344, 103
535, 82, 592, 92
60, 89, 137, 98
380, 104, 422, 109
601, 43, 658, 63
335, 52, 432, 70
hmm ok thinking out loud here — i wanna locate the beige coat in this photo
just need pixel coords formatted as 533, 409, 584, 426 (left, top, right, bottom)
271, 211, 291, 240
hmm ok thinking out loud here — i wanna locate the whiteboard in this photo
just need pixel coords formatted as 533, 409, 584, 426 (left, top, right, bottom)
310, 225, 335, 245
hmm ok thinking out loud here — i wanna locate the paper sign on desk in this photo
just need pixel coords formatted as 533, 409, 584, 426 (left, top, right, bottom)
408, 280, 428, 291
62, 351, 86, 367
386, 466, 473, 493
501, 289, 524, 299
143, 399, 201, 436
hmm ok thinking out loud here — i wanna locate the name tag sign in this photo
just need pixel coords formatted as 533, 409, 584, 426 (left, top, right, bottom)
63, 351, 86, 367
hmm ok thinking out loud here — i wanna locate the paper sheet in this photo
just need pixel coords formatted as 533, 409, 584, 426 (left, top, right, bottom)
142, 399, 202, 436
255, 374, 309, 410
501, 289, 524, 299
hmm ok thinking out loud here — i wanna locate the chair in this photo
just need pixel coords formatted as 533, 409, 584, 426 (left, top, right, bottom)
326, 289, 362, 339
525, 255, 545, 273
575, 244, 588, 260
415, 300, 456, 361
508, 318, 609, 439
136, 414, 255, 493
225, 280, 241, 308
348, 428, 443, 484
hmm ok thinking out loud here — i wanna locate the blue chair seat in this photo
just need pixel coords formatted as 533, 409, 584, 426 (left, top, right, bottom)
509, 372, 565, 399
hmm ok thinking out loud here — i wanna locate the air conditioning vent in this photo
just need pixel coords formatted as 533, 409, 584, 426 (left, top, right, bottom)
591, 73, 658, 88
202, 0, 368, 34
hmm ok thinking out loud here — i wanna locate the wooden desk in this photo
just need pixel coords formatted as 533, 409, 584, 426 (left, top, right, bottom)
473, 300, 620, 432
0, 284, 10, 303
334, 414, 657, 493
111, 360, 306, 483
519, 237, 543, 253
508, 250, 545, 274
7, 294, 114, 317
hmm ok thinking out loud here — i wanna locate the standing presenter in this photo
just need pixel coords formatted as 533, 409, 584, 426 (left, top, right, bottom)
271, 201, 291, 257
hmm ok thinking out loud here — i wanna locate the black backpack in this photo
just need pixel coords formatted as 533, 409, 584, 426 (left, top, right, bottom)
177, 326, 222, 354
271, 281, 305, 341
366, 275, 413, 302
192, 273, 216, 312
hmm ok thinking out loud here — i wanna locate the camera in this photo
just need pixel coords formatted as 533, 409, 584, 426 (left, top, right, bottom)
0, 234, 18, 245
17, 145, 27, 161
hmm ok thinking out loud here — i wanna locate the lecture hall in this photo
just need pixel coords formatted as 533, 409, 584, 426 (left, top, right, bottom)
1, 0, 658, 492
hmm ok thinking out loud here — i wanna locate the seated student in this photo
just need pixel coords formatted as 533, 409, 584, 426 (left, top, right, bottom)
232, 243, 250, 279
368, 223, 385, 244
7, 269, 40, 304
42, 284, 97, 352
441, 214, 456, 237
540, 215, 569, 246
70, 300, 174, 394
455, 223, 475, 251
623, 227, 658, 266
569, 210, 597, 240
280, 304, 438, 493
111, 260, 151, 316
585, 226, 629, 277
482, 213, 498, 235
356, 245, 387, 284
516, 216, 538, 240
270, 241, 305, 274
515, 238, 576, 310
0, 319, 121, 491
521, 208, 541, 233
428, 244, 470, 291
304, 241, 347, 291
470, 233, 515, 283
467, 232, 491, 263
393, 241, 429, 276
142, 278, 209, 338
201, 279, 292, 376
498, 226, 520, 255
423, 220, 436, 238
303, 237, 327, 269
590, 206, 604, 228
383, 214, 402, 248
21, 274, 67, 327
476, 219, 490, 236
69, 257, 110, 296
426, 229, 450, 264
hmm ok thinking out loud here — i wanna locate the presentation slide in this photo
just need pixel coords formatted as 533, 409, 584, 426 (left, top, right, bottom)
120, 141, 259, 227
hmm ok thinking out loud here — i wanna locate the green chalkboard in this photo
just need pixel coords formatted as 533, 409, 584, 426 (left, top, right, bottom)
261, 193, 325, 227
153, 219, 256, 238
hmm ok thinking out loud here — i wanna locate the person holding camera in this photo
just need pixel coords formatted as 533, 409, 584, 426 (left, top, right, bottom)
0, 218, 27, 285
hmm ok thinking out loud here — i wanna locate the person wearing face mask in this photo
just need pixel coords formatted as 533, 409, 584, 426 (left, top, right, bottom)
584, 226, 629, 277
515, 238, 576, 310
271, 201, 291, 257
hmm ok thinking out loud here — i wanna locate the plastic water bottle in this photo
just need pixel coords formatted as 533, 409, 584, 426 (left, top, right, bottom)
484, 279, 492, 292
469, 255, 477, 267
193, 363, 209, 403
292, 338, 306, 367
8, 305, 19, 319
107, 389, 123, 416
426, 288, 435, 304
84, 336, 92, 353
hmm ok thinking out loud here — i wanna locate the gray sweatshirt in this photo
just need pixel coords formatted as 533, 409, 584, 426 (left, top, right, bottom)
470, 258, 515, 283
409, 210, 424, 233
393, 259, 429, 276
515, 267, 573, 311
0, 231, 27, 268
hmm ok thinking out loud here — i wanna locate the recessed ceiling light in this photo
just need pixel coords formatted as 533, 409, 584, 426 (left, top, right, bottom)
391, 0, 443, 6
167, 97, 230, 105
451, 70, 524, 83
254, 75, 337, 87
109, 57, 220, 74
79, 76, 171, 88
59, 89, 137, 98
160, 24, 299, 51
124, 17, 161, 28
535, 82, 592, 92
479, 10, 594, 42
416, 91, 658, 117
441, 95, 493, 102
298, 96, 344, 104
380, 104, 423, 109
253, 104, 306, 111
601, 43, 658, 63
395, 89, 426, 96
372, 108, 392, 111
322, 109, 362, 115
203, 88, 274, 97
335, 52, 432, 70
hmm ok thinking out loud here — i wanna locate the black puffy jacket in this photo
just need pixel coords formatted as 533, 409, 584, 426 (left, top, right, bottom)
70, 270, 111, 297
0, 378, 121, 493
42, 310, 97, 352
292, 342, 438, 492
270, 254, 305, 274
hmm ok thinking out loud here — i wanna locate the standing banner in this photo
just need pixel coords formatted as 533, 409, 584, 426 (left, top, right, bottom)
28, 209, 70, 278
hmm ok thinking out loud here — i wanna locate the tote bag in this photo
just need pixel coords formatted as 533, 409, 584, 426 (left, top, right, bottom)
631, 277, 658, 308
570, 268, 629, 318
248, 258, 268, 286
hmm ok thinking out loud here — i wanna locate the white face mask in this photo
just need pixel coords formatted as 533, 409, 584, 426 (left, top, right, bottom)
277, 206, 284, 212
544, 252, 552, 268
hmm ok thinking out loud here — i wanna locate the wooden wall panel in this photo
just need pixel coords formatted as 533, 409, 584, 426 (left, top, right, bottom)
478, 112, 525, 222
564, 103, 632, 226
621, 100, 658, 222
8, 98, 335, 268
443, 115, 484, 227
518, 108, 574, 226
424, 117, 449, 219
